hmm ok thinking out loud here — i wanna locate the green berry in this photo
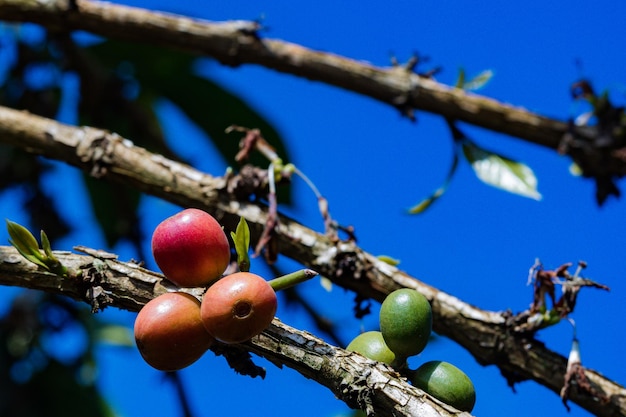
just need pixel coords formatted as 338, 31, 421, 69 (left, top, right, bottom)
379, 288, 432, 358
411, 360, 476, 412
346, 331, 396, 365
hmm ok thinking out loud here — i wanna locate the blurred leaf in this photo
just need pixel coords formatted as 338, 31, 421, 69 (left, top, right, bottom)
0, 294, 118, 417
455, 68, 466, 89
24, 189, 72, 243
0, 146, 46, 189
463, 69, 494, 91
159, 72, 288, 172
83, 176, 142, 250
409, 143, 460, 214
462, 140, 542, 200
456, 68, 494, 91
320, 276, 333, 292
78, 40, 174, 159
18, 360, 115, 417
408, 185, 446, 214
94, 324, 134, 348
377, 255, 400, 266
85, 39, 290, 173
569, 162, 583, 176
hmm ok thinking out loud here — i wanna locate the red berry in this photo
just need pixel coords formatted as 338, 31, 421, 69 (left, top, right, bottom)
134, 292, 214, 371
151, 208, 230, 287
201, 272, 277, 344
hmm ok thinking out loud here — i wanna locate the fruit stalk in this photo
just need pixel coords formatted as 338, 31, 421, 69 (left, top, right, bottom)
268, 269, 319, 292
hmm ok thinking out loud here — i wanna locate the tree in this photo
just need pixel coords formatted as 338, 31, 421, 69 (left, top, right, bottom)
0, 1, 624, 417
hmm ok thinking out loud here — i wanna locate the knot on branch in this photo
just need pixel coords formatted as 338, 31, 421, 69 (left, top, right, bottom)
76, 130, 130, 178
560, 80, 626, 205
225, 164, 271, 199
79, 257, 114, 313
216, 21, 263, 67
72, 246, 127, 313
333, 250, 362, 281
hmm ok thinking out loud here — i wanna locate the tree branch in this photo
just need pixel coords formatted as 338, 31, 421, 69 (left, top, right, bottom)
2, 0, 622, 175
0, 245, 471, 417
0, 106, 624, 417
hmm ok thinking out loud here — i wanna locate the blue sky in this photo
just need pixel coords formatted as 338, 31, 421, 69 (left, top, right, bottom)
1, 1, 626, 417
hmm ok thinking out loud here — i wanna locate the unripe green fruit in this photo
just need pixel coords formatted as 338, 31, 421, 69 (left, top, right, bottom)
151, 208, 230, 287
201, 272, 277, 344
346, 331, 396, 365
379, 288, 432, 358
411, 360, 476, 412
134, 292, 214, 371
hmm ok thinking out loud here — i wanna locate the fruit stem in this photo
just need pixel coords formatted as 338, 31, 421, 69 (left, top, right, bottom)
268, 269, 318, 292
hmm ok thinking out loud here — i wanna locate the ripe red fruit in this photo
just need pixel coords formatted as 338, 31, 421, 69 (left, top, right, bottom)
134, 292, 214, 371
151, 208, 230, 287
201, 272, 277, 344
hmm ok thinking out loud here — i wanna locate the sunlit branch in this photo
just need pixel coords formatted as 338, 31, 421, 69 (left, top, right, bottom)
0, 245, 471, 417
0, 106, 623, 417
1, 0, 620, 174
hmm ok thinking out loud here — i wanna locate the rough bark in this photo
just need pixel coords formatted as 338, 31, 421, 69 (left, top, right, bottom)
0, 107, 624, 417
3, 0, 625, 177
0, 245, 471, 417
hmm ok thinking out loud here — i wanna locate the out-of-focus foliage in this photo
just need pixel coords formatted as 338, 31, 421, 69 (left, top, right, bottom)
0, 28, 289, 252
0, 26, 288, 416
0, 293, 125, 417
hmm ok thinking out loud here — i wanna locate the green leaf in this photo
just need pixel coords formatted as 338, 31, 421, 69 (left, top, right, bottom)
40, 229, 54, 259
409, 142, 460, 214
230, 217, 251, 272
462, 69, 494, 91
455, 68, 466, 89
6, 219, 40, 254
462, 140, 542, 200
377, 255, 401, 266
6, 219, 48, 268
39, 229, 68, 276
408, 185, 447, 214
